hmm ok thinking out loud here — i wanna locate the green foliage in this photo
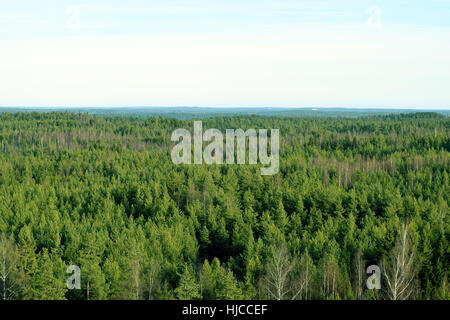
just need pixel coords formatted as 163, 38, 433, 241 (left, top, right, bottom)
175, 266, 201, 300
0, 112, 448, 300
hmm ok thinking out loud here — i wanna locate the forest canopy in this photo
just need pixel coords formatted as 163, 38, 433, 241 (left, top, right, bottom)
0, 111, 448, 300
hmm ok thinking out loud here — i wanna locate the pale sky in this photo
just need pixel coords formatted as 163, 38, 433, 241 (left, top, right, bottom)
0, 0, 449, 109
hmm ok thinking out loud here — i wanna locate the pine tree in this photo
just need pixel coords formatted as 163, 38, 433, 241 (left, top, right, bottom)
31, 249, 66, 300
175, 266, 201, 300
17, 226, 38, 299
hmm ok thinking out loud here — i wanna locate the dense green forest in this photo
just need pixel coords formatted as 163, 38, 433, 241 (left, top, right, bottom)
0, 111, 448, 300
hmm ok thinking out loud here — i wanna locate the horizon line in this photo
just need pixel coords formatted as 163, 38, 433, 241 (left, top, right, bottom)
1, 106, 449, 111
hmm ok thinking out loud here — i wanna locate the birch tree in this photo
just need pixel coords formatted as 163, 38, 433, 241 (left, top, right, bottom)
0, 233, 20, 300
293, 249, 315, 300
320, 254, 343, 299
353, 249, 366, 299
144, 257, 160, 300
382, 222, 418, 300
263, 244, 297, 300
